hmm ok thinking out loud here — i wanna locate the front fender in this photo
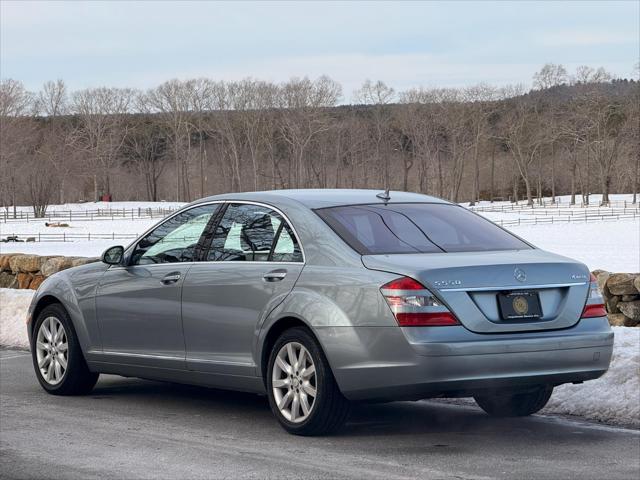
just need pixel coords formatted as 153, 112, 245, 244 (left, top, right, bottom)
28, 263, 108, 354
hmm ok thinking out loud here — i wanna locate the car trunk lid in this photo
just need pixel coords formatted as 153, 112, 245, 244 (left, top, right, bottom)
362, 249, 591, 333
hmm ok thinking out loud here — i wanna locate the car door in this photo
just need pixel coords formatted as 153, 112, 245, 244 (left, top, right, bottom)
95, 203, 220, 368
181, 202, 304, 376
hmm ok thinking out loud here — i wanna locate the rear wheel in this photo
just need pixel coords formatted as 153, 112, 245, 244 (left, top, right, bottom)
266, 327, 350, 435
31, 303, 99, 395
474, 386, 553, 417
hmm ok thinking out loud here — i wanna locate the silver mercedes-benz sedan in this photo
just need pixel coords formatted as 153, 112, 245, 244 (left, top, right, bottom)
28, 189, 613, 435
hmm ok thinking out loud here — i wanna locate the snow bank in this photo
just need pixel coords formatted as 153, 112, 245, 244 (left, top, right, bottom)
0, 288, 34, 348
0, 287, 638, 427
545, 326, 640, 427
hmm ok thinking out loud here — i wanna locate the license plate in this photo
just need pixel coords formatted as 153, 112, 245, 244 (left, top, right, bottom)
498, 291, 542, 320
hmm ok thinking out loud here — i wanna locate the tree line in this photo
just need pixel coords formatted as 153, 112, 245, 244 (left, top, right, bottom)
0, 63, 638, 216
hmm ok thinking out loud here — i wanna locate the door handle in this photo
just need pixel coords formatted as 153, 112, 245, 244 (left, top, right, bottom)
263, 270, 287, 282
161, 272, 181, 284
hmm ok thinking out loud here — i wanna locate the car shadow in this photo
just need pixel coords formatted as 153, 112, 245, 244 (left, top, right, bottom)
86, 374, 616, 445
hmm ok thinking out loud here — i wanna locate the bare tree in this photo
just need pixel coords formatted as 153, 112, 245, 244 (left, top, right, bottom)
353, 80, 395, 189
278, 76, 341, 188
533, 63, 568, 90
34, 79, 77, 204
463, 84, 500, 205
123, 118, 168, 201
498, 98, 546, 205
143, 80, 192, 201
71, 87, 134, 201
0, 79, 33, 217
572, 65, 614, 87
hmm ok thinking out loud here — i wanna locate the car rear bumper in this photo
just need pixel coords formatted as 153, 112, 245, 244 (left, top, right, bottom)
314, 317, 614, 401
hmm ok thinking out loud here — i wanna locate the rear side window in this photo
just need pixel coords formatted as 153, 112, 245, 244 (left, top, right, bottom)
316, 203, 531, 255
205, 203, 303, 262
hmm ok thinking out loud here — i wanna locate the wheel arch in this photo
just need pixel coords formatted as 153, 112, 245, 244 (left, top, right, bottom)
29, 295, 65, 339
259, 316, 322, 385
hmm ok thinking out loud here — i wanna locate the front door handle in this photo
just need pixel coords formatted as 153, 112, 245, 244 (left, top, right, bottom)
263, 269, 287, 282
161, 272, 181, 284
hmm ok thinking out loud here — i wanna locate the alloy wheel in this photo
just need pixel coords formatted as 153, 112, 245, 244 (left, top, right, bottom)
35, 316, 68, 385
272, 341, 317, 423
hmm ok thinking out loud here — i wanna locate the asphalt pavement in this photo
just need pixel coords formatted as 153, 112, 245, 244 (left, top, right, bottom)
1, 348, 638, 480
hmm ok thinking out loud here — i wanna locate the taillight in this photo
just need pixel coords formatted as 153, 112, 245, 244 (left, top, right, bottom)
380, 277, 460, 327
581, 273, 607, 319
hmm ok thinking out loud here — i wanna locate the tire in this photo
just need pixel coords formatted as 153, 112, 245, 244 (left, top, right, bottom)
31, 303, 99, 395
474, 385, 553, 417
266, 327, 351, 436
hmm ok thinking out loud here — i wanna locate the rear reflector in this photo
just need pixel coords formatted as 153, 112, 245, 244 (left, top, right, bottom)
581, 304, 607, 318
396, 312, 460, 326
381, 277, 460, 327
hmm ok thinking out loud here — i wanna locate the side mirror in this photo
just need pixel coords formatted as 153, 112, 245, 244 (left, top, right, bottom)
101, 245, 125, 265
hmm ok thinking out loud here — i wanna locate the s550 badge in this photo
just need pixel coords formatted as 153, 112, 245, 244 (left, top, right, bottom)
434, 280, 462, 288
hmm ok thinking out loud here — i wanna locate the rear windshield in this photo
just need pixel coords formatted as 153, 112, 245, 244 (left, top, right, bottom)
316, 203, 531, 254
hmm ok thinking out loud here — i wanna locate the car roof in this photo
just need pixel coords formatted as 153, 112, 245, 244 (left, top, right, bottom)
193, 189, 450, 209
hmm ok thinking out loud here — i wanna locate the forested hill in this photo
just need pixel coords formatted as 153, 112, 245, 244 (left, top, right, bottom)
1, 70, 638, 212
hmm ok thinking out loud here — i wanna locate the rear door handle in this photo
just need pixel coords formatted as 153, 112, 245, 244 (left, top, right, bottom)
263, 269, 287, 282
161, 272, 181, 284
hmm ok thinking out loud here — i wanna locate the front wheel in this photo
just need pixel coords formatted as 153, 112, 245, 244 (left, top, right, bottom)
474, 385, 553, 417
266, 327, 350, 436
31, 303, 99, 395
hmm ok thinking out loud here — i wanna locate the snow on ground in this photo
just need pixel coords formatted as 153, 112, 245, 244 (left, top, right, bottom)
4, 201, 184, 213
509, 219, 640, 272
0, 240, 117, 257
473, 193, 637, 207
1, 198, 638, 271
0, 287, 637, 426
0, 218, 158, 237
0, 288, 33, 348
545, 326, 640, 427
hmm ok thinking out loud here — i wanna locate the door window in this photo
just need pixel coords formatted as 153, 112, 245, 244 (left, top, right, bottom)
131, 204, 219, 265
205, 203, 302, 262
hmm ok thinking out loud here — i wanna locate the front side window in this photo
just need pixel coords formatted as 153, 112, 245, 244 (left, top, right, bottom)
205, 203, 303, 262
316, 203, 531, 255
131, 204, 218, 265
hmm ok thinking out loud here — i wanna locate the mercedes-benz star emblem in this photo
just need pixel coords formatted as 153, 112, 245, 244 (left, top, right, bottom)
514, 267, 527, 282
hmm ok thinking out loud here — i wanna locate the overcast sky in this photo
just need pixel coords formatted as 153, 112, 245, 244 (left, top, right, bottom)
1, 0, 638, 99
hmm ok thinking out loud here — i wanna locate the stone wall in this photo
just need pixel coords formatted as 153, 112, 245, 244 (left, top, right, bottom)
1, 254, 639, 328
0, 253, 98, 290
593, 270, 640, 327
